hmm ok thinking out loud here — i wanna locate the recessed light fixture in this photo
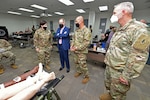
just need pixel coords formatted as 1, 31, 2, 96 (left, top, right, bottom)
31, 4, 47, 10
76, 9, 86, 13
18, 8, 34, 12
83, 0, 94, 3
99, 6, 108, 11
54, 12, 64, 15
7, 11, 21, 15
58, 0, 74, 6
30, 15, 40, 18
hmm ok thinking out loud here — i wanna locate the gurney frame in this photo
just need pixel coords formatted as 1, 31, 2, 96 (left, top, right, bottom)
31, 75, 64, 100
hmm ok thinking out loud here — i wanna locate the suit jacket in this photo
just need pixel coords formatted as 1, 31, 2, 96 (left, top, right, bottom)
55, 26, 70, 50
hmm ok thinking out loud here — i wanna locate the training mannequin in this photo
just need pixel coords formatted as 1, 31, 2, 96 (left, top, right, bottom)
2, 66, 39, 88
0, 63, 56, 100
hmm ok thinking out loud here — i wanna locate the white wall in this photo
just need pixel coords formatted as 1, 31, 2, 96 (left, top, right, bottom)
133, 9, 150, 21
0, 13, 37, 35
0, 9, 149, 37
93, 9, 150, 39
39, 14, 89, 32
42, 9, 150, 40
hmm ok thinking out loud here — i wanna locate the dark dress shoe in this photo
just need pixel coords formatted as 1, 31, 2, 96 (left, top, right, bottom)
66, 69, 70, 73
59, 67, 64, 71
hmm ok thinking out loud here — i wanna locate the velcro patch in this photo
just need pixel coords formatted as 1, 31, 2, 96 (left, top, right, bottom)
133, 34, 150, 50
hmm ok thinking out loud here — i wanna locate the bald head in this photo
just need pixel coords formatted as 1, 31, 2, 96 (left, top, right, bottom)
76, 16, 84, 23
59, 18, 65, 25
59, 18, 65, 28
75, 16, 84, 28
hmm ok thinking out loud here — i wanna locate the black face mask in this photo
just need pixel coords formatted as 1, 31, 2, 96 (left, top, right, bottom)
43, 27, 47, 30
59, 24, 63, 28
75, 23, 80, 27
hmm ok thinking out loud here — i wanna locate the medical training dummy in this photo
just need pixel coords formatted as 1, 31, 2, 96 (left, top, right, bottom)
0, 63, 56, 100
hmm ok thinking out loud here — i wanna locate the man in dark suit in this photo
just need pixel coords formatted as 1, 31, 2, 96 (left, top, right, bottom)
55, 18, 70, 73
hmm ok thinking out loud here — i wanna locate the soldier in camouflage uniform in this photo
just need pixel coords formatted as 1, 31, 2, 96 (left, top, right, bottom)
0, 39, 18, 74
70, 16, 91, 84
100, 2, 150, 100
33, 20, 52, 70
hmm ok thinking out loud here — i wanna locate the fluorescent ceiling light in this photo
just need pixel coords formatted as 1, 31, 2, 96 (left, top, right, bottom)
48, 14, 52, 16
76, 9, 86, 13
31, 4, 47, 10
54, 12, 64, 15
58, 0, 74, 6
99, 6, 108, 11
30, 15, 40, 18
7, 11, 21, 15
83, 0, 94, 3
18, 8, 34, 12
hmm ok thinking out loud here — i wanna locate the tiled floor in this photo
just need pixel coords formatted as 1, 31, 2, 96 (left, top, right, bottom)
0, 44, 150, 100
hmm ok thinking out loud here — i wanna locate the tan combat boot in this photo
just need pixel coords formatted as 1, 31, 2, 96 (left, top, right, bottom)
74, 72, 81, 78
0, 67, 4, 74
11, 64, 18, 69
46, 65, 50, 70
99, 93, 112, 100
82, 76, 90, 84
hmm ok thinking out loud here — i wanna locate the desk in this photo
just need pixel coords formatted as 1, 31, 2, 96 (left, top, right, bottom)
87, 49, 105, 64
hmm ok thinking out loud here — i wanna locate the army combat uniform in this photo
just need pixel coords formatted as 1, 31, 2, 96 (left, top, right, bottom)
104, 19, 150, 100
0, 39, 17, 74
71, 26, 91, 80
33, 28, 52, 70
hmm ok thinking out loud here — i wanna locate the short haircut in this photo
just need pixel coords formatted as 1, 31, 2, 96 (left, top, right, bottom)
115, 2, 134, 13
40, 20, 47, 26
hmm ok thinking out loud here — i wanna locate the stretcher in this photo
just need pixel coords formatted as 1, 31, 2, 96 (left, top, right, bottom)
31, 75, 64, 100
0, 64, 64, 100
